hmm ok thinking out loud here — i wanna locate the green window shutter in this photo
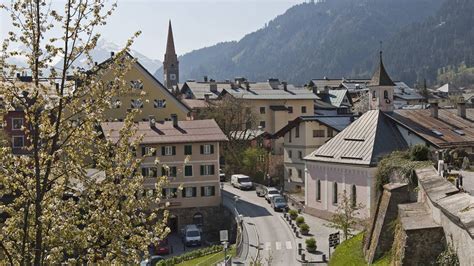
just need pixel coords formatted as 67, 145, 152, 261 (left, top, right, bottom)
185, 165, 193, 176
210, 165, 215, 175
182, 188, 186, 198
172, 146, 176, 155
200, 165, 204, 175
200, 145, 204, 154
210, 145, 214, 154
192, 187, 197, 197
141, 146, 146, 156
161, 167, 166, 176
141, 168, 146, 176
211, 186, 215, 196
201, 187, 205, 196
185, 145, 192, 155
161, 146, 165, 156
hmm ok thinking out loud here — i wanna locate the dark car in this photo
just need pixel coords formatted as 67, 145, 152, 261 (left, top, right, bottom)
271, 196, 289, 212
155, 238, 170, 255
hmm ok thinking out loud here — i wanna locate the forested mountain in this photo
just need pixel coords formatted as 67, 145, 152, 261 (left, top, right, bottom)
154, 0, 454, 86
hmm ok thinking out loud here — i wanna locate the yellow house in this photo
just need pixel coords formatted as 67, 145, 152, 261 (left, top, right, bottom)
98, 52, 190, 122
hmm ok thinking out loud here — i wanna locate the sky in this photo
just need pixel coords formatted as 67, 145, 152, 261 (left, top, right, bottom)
0, 0, 303, 60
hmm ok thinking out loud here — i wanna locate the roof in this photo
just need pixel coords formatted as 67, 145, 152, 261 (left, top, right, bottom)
305, 110, 407, 166
318, 89, 351, 107
165, 20, 177, 59
221, 82, 318, 100
437, 83, 461, 94
101, 119, 228, 144
314, 99, 338, 110
273, 115, 356, 138
393, 82, 424, 101
230, 129, 270, 140
387, 109, 474, 149
182, 99, 209, 109
369, 52, 395, 87
181, 81, 229, 100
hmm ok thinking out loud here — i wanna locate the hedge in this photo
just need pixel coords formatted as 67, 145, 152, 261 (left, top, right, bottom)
157, 245, 223, 266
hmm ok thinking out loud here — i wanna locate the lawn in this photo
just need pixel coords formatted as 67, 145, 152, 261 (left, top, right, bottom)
329, 233, 390, 266
176, 246, 236, 266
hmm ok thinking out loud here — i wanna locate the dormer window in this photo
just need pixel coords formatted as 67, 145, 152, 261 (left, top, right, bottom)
130, 99, 143, 109
154, 99, 166, 108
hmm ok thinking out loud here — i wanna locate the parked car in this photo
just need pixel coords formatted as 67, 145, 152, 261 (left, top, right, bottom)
140, 256, 164, 266
271, 196, 289, 212
264, 187, 280, 203
219, 169, 226, 182
256, 185, 266, 197
155, 238, 170, 255
231, 174, 253, 190
182, 224, 202, 247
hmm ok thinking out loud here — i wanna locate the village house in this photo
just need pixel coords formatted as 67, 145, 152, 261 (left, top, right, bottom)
100, 117, 228, 232
273, 115, 356, 193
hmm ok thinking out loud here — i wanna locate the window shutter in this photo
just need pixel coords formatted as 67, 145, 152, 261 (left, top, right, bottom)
141, 168, 146, 176
182, 188, 186, 198
200, 145, 204, 154
153, 168, 158, 177
152, 149, 157, 156
172, 146, 176, 155
161, 167, 166, 176
210, 145, 214, 154
141, 147, 146, 156
201, 187, 205, 196
193, 187, 197, 197
172, 167, 177, 177
200, 165, 204, 175
210, 165, 215, 175
161, 146, 165, 156
211, 186, 215, 196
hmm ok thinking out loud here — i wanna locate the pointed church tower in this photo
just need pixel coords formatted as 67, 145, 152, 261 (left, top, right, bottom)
163, 20, 179, 91
368, 51, 395, 112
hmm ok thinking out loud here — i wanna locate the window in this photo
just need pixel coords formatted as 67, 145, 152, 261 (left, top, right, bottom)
141, 167, 158, 177
200, 165, 215, 176
316, 180, 321, 201
200, 144, 214, 155
313, 130, 325, 138
298, 151, 303, 159
327, 128, 334, 138
201, 186, 215, 197
259, 121, 266, 128
297, 169, 302, 178
182, 187, 197, 198
12, 136, 24, 148
287, 106, 293, 113
372, 90, 376, 99
295, 126, 300, 138
193, 212, 203, 225
162, 188, 178, 198
164, 166, 177, 177
12, 118, 23, 130
162, 146, 176, 156
184, 145, 192, 155
301, 106, 307, 113
141, 146, 156, 156
351, 185, 357, 207
384, 90, 389, 99
131, 99, 143, 109
260, 107, 266, 114
112, 99, 121, 109
333, 182, 338, 204
130, 80, 143, 90
288, 168, 293, 177
154, 99, 166, 108
184, 165, 193, 177
288, 150, 292, 158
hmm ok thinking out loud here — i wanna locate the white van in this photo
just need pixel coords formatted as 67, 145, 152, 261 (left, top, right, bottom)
231, 174, 253, 190
182, 224, 202, 247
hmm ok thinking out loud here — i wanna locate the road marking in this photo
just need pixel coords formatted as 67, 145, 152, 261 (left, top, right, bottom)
286, 241, 292, 250
275, 242, 282, 250
265, 242, 271, 251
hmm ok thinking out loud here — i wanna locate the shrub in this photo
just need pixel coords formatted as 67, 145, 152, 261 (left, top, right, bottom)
306, 237, 316, 248
295, 216, 305, 225
299, 223, 310, 234
288, 209, 298, 219
158, 245, 224, 265
410, 144, 429, 161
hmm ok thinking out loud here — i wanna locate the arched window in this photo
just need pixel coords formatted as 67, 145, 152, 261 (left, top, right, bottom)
316, 180, 321, 201
333, 182, 338, 204
384, 90, 389, 99
372, 90, 376, 99
351, 184, 357, 207
193, 212, 203, 226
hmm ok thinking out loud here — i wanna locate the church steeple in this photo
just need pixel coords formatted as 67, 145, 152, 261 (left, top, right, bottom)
369, 51, 395, 87
163, 20, 179, 91
368, 49, 395, 112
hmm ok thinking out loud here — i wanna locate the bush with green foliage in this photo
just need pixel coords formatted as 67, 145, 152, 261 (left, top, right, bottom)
295, 216, 305, 226
158, 245, 223, 266
306, 237, 317, 249
409, 144, 430, 161
288, 209, 298, 220
299, 223, 310, 234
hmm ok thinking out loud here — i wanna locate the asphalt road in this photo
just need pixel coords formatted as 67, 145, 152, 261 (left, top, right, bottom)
222, 183, 299, 266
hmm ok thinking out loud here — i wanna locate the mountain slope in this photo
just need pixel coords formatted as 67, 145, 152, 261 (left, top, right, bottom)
155, 0, 443, 85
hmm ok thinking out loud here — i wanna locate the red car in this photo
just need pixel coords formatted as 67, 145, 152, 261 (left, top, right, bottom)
155, 238, 170, 255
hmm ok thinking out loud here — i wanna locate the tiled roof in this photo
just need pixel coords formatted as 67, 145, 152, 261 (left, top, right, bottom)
222, 83, 318, 100
181, 81, 229, 99
182, 99, 209, 109
273, 115, 356, 138
387, 109, 474, 149
319, 89, 351, 107
101, 119, 228, 144
305, 110, 407, 166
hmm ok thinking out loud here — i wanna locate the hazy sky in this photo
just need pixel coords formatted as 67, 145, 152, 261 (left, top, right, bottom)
0, 0, 303, 60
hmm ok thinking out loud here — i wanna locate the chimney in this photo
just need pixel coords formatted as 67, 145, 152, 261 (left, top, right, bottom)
244, 81, 250, 90
110, 51, 115, 57
268, 78, 280, 89
149, 115, 156, 128
282, 81, 288, 91
204, 93, 210, 102
210, 79, 217, 93
457, 97, 466, 119
204, 76, 208, 82
430, 102, 439, 118
171, 114, 178, 127
16, 73, 21, 78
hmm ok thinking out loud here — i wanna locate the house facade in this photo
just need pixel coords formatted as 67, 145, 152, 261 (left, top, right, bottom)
100, 118, 227, 231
